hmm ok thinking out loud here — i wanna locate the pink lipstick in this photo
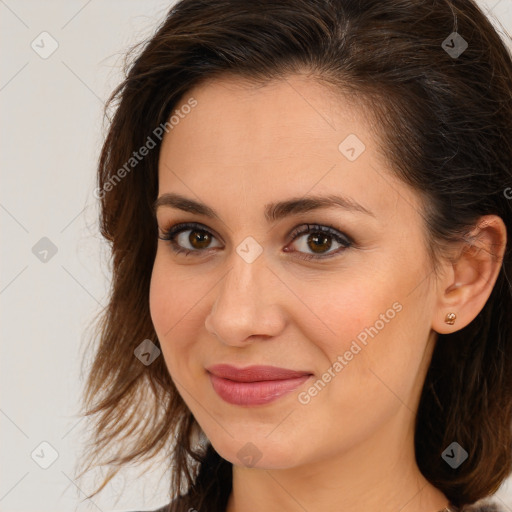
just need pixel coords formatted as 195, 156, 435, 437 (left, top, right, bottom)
206, 364, 312, 406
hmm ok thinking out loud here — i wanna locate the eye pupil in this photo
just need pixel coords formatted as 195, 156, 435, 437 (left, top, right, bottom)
307, 233, 332, 253
190, 230, 211, 249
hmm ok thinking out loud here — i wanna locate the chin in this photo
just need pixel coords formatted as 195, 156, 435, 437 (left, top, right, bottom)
209, 431, 304, 469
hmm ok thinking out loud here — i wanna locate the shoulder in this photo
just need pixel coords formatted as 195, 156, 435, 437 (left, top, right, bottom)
123, 493, 198, 512
459, 498, 508, 512
124, 505, 171, 512
125, 497, 510, 512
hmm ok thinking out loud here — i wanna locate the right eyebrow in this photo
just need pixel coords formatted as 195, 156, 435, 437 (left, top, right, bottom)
153, 192, 375, 222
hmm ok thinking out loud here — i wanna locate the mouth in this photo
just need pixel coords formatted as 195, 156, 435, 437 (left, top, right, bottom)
206, 364, 313, 406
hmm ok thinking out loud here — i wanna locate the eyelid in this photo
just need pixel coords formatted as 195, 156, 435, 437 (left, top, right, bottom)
159, 221, 220, 240
158, 221, 222, 256
285, 223, 353, 261
288, 223, 353, 245
158, 221, 353, 259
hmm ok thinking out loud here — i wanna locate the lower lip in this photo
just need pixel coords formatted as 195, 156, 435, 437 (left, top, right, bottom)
209, 373, 311, 406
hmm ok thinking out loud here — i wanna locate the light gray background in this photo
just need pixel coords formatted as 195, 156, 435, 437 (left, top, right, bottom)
1, 1, 511, 511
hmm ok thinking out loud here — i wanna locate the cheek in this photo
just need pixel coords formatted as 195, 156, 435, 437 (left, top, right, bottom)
149, 253, 210, 376
149, 252, 198, 333
293, 269, 426, 399
149, 257, 171, 335
292, 273, 396, 355
149, 256, 189, 371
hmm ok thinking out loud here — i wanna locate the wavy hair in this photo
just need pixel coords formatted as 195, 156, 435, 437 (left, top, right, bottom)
76, 1, 512, 511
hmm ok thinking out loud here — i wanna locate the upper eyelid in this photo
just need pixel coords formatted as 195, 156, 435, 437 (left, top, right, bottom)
159, 221, 223, 241
159, 221, 352, 246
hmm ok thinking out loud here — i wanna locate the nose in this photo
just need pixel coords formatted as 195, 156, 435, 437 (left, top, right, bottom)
204, 253, 287, 346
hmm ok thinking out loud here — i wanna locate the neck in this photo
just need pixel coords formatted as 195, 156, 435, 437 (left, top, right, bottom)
225, 406, 450, 512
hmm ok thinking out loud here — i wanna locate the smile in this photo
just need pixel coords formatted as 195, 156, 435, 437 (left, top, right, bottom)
206, 364, 313, 406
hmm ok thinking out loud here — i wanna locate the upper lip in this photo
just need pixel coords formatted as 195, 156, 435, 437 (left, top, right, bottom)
206, 364, 312, 382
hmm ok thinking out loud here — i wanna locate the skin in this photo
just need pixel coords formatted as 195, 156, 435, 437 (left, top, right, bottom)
149, 74, 507, 512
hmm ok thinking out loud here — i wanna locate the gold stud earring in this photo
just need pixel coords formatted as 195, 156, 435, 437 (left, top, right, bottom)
445, 312, 456, 325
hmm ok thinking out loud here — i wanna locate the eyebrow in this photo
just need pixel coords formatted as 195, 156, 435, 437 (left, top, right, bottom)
153, 192, 375, 222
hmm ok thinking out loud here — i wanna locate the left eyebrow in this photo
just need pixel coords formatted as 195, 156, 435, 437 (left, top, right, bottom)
153, 192, 375, 221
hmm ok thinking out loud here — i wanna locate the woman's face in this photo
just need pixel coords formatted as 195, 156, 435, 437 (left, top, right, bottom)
150, 74, 440, 469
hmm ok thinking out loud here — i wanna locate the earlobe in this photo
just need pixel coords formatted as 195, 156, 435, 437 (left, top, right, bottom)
432, 215, 507, 335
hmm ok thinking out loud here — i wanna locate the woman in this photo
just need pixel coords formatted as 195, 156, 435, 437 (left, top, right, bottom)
76, 1, 512, 511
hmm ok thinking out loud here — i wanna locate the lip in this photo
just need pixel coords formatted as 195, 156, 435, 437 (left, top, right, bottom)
206, 364, 313, 406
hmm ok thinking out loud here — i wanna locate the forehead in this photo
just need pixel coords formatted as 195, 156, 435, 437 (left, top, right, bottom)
161, 74, 363, 163
157, 74, 423, 222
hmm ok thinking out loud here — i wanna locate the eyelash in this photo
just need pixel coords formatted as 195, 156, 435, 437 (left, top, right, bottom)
157, 222, 353, 261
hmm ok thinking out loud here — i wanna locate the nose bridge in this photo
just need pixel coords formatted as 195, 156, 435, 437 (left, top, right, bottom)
205, 250, 285, 344
215, 249, 269, 318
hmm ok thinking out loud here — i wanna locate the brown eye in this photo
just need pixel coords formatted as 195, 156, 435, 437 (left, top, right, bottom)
286, 224, 352, 260
187, 229, 212, 249
158, 222, 221, 256
159, 221, 352, 261
306, 233, 333, 254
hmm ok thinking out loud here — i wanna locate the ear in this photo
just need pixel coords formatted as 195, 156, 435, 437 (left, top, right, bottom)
432, 215, 507, 334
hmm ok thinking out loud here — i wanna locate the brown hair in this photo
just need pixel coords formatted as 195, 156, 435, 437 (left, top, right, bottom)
76, 1, 512, 510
